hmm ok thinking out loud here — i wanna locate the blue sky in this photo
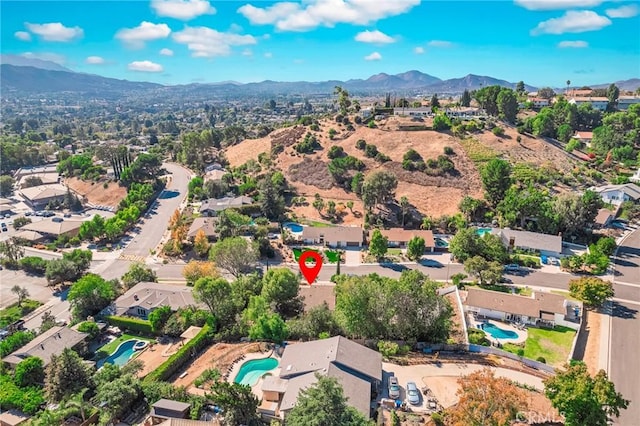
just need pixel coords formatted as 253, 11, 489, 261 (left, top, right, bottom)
1, 0, 639, 87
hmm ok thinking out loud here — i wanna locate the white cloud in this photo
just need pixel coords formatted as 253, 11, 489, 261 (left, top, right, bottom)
264, 52, 273, 58
237, 3, 300, 25
531, 10, 611, 35
242, 48, 253, 56
354, 30, 395, 44
364, 51, 382, 61
160, 48, 174, 56
128, 60, 164, 73
24, 22, 83, 42
228, 23, 244, 33
14, 31, 31, 41
85, 56, 106, 64
21, 52, 66, 64
605, 4, 639, 18
427, 40, 454, 48
116, 22, 171, 48
414, 46, 425, 54
558, 40, 588, 48
515, 0, 604, 10
172, 26, 257, 57
151, 0, 216, 20
238, 0, 420, 32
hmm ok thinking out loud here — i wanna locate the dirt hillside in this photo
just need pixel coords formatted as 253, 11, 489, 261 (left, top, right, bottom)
66, 178, 127, 209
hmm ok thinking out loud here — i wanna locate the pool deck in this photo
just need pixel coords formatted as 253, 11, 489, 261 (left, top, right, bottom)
470, 318, 528, 345
225, 350, 280, 398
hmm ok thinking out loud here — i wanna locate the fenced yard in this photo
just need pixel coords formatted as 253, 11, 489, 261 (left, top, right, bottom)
502, 325, 576, 367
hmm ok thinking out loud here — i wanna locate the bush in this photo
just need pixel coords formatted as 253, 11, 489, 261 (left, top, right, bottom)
364, 144, 378, 158
444, 146, 455, 155
0, 331, 35, 357
536, 356, 546, 364
78, 321, 100, 338
19, 256, 49, 275
377, 340, 399, 358
144, 324, 213, 383
355, 139, 366, 150
327, 146, 345, 159
431, 412, 445, 426
105, 315, 153, 334
468, 329, 490, 346
403, 149, 422, 162
375, 152, 390, 163
492, 126, 505, 136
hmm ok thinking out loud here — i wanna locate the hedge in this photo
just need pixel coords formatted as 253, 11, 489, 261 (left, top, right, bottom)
105, 315, 153, 334
143, 324, 213, 383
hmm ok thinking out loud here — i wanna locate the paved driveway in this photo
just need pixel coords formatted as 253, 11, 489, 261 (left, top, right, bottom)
609, 229, 640, 426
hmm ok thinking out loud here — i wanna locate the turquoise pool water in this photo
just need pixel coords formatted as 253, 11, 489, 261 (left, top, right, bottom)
481, 323, 518, 339
283, 222, 303, 233
476, 227, 493, 238
98, 339, 141, 368
435, 237, 449, 248
234, 357, 279, 386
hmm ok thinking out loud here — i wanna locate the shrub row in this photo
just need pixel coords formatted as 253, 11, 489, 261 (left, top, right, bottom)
105, 315, 153, 334
143, 324, 213, 383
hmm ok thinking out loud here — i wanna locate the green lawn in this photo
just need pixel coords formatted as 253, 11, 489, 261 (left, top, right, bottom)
300, 219, 333, 228
0, 300, 42, 328
387, 248, 403, 256
324, 250, 340, 263
94, 333, 154, 360
292, 247, 321, 261
502, 326, 576, 367
458, 137, 499, 163
550, 290, 580, 302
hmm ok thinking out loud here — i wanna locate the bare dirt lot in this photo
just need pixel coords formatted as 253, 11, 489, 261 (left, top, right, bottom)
66, 177, 127, 209
225, 136, 271, 167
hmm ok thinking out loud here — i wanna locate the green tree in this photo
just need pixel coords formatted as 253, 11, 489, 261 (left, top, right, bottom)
313, 196, 325, 214
148, 305, 172, 333
497, 88, 518, 123
498, 185, 551, 229
368, 229, 388, 261
209, 237, 258, 278
14, 356, 45, 387
432, 114, 452, 131
464, 256, 503, 286
515, 81, 526, 94
399, 196, 410, 227
544, 362, 628, 426
0, 175, 15, 196
0, 237, 25, 268
459, 196, 483, 222
249, 312, 288, 343
261, 268, 301, 317
532, 107, 556, 137
406, 236, 425, 262
45, 259, 80, 285
68, 273, 117, 320
461, 89, 472, 107
259, 173, 285, 220
208, 381, 261, 426
95, 373, 141, 421
194, 276, 235, 325
11, 285, 29, 307
569, 277, 614, 308
481, 158, 512, 207
286, 374, 372, 426
557, 123, 574, 143
121, 262, 157, 289
45, 348, 93, 402
287, 302, 341, 341
430, 93, 440, 108
361, 170, 397, 211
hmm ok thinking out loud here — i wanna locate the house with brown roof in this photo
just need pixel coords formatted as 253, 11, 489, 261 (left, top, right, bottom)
107, 282, 202, 320
187, 217, 218, 241
259, 336, 382, 421
464, 288, 581, 329
572, 131, 593, 146
490, 228, 563, 258
150, 399, 191, 421
2, 326, 87, 368
21, 218, 84, 239
372, 228, 435, 252
301, 226, 364, 247
199, 196, 254, 217
19, 183, 70, 209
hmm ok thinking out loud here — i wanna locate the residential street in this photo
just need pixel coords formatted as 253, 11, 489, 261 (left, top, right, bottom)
609, 229, 640, 426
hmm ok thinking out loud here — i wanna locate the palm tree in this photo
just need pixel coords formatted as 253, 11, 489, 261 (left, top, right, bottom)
566, 79, 571, 94
65, 388, 91, 421
400, 196, 410, 227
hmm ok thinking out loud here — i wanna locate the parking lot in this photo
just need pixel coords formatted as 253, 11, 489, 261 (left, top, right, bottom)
0, 268, 53, 308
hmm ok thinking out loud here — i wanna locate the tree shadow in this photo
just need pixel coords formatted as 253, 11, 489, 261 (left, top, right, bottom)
610, 301, 638, 319
380, 263, 409, 272
158, 190, 180, 199
419, 259, 444, 268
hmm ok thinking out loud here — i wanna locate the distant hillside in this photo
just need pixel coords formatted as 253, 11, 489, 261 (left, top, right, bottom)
590, 78, 640, 92
0, 64, 162, 94
426, 74, 537, 93
0, 54, 71, 72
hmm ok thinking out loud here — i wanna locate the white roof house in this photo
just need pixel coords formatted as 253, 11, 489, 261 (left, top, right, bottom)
568, 96, 609, 111
617, 96, 640, 111
591, 183, 640, 206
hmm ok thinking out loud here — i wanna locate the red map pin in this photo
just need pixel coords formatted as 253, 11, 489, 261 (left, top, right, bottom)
298, 250, 323, 285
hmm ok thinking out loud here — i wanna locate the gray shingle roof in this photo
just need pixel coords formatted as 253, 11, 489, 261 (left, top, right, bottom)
199, 196, 254, 213
301, 226, 364, 244
491, 228, 562, 254
114, 282, 201, 315
465, 288, 567, 318
2, 326, 87, 367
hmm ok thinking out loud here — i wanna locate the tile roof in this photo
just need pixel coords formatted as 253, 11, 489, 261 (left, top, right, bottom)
491, 228, 562, 254
301, 226, 364, 244
464, 288, 567, 319
114, 282, 201, 315
19, 183, 69, 202
374, 228, 435, 246
187, 217, 218, 239
2, 326, 87, 367
21, 219, 83, 236
199, 196, 254, 213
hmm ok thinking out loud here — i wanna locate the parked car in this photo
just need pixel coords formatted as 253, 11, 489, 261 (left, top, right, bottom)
388, 376, 400, 399
43, 211, 55, 217
406, 381, 420, 405
0, 223, 7, 232
504, 264, 520, 272
63, 213, 72, 218
52, 217, 64, 223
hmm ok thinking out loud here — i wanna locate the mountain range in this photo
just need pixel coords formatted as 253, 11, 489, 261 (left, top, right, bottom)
1, 56, 637, 97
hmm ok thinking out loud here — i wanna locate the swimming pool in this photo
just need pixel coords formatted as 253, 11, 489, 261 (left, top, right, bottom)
476, 227, 493, 238
481, 322, 518, 340
98, 339, 143, 367
234, 357, 279, 386
283, 222, 303, 233
434, 237, 449, 248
